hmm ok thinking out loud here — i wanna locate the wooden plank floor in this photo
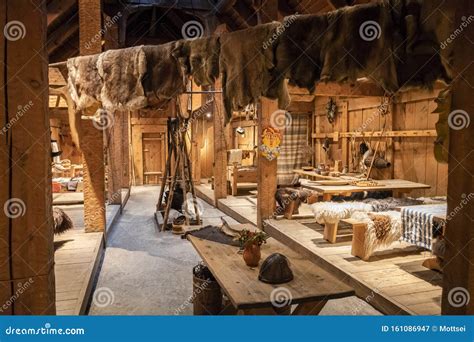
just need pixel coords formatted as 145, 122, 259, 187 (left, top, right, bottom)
54, 230, 103, 315
53, 203, 121, 315
195, 182, 442, 315
265, 219, 442, 315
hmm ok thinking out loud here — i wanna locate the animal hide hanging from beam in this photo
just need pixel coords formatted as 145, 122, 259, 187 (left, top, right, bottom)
141, 42, 187, 105
219, 22, 291, 123
274, 0, 451, 94
66, 42, 187, 113
97, 46, 148, 111
173, 37, 221, 87
67, 54, 103, 111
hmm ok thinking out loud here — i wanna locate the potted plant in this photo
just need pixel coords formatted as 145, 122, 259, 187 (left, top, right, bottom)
237, 230, 268, 267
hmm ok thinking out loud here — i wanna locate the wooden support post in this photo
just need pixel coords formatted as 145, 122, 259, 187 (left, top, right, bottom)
0, 0, 56, 314
257, 99, 279, 229
79, 0, 106, 232
441, 0, 474, 315
122, 111, 131, 188
213, 79, 228, 204
106, 111, 123, 205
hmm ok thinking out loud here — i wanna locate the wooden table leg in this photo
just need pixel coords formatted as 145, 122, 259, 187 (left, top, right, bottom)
292, 299, 328, 315
324, 222, 338, 243
323, 193, 333, 201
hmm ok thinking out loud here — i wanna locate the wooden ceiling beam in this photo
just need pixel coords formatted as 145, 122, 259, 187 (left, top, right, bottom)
47, 0, 77, 29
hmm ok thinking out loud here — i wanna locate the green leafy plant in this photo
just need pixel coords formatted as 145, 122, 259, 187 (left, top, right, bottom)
237, 230, 268, 248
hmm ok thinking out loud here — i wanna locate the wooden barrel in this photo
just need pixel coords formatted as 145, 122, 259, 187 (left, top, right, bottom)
192, 274, 223, 315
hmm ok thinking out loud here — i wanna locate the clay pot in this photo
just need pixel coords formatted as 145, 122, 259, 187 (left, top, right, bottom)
243, 244, 261, 267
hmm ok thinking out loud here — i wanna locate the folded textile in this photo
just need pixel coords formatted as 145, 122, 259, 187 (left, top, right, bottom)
67, 54, 103, 111
97, 46, 148, 111
220, 22, 290, 122
401, 203, 447, 250
142, 42, 187, 105
173, 37, 220, 87
228, 149, 243, 165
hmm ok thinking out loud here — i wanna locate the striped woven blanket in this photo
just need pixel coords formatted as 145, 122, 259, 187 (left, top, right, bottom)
401, 204, 447, 250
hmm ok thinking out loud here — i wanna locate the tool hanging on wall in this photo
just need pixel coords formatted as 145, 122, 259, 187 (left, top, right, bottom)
326, 98, 338, 124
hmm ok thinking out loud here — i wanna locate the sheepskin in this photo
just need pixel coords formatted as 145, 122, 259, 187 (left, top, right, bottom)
97, 46, 148, 111
173, 37, 220, 87
142, 42, 187, 105
310, 201, 373, 224
219, 22, 290, 122
362, 197, 422, 212
352, 211, 402, 258
67, 54, 103, 111
53, 207, 74, 235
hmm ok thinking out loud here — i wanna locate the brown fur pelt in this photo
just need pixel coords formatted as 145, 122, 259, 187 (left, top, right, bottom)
97, 46, 148, 111
274, 0, 450, 94
275, 188, 318, 215
52, 207, 74, 235
367, 213, 392, 240
172, 37, 220, 87
220, 22, 290, 123
142, 42, 187, 106
67, 54, 103, 111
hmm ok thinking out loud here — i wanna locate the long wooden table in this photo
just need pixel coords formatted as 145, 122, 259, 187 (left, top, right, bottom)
301, 178, 431, 201
188, 234, 354, 315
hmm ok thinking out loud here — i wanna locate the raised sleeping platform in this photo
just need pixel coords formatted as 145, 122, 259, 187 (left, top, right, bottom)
264, 218, 442, 315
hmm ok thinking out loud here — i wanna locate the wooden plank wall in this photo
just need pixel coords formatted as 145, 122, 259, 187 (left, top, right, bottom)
130, 109, 168, 185
313, 89, 447, 197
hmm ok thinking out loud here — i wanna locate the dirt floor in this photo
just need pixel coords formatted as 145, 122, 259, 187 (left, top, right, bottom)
88, 186, 381, 315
